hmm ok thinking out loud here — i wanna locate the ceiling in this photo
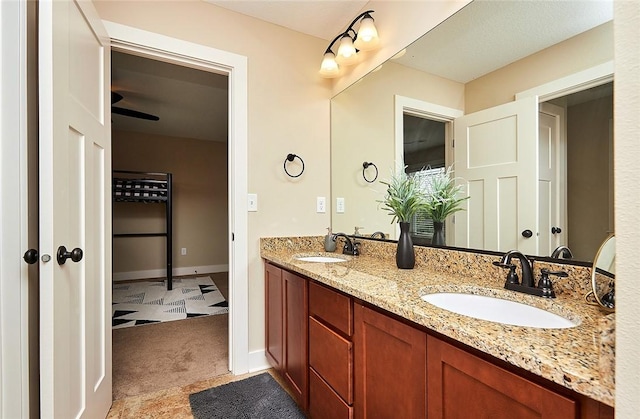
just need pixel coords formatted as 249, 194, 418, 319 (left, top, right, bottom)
111, 0, 613, 142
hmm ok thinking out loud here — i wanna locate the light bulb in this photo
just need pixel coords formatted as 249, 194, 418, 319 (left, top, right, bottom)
336, 35, 359, 66
319, 51, 340, 78
353, 15, 379, 51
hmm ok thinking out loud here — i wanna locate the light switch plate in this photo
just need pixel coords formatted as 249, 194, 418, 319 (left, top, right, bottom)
317, 196, 326, 213
336, 197, 345, 213
248, 193, 258, 212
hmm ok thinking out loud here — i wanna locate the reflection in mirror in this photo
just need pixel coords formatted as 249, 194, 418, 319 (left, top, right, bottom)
587, 234, 615, 311
330, 0, 613, 263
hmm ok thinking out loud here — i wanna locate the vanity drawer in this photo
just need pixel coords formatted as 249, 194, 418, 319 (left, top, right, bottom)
309, 368, 353, 419
309, 281, 353, 336
309, 316, 353, 403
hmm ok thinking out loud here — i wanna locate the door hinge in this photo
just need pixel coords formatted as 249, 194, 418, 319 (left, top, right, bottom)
232, 232, 235, 241
452, 139, 455, 148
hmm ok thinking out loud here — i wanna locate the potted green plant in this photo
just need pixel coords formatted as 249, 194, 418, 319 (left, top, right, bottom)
422, 165, 469, 246
379, 167, 428, 269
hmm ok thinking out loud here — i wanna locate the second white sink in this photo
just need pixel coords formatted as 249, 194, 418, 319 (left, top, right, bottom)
421, 292, 578, 329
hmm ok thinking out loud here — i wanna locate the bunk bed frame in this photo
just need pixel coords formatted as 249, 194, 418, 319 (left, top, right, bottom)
113, 170, 174, 290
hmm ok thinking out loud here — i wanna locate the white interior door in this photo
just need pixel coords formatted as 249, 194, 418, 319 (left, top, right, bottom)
454, 96, 539, 254
538, 103, 565, 257
39, 0, 112, 417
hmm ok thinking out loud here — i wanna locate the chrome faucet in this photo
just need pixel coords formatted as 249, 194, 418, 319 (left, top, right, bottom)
332, 233, 360, 256
551, 245, 573, 259
493, 250, 567, 298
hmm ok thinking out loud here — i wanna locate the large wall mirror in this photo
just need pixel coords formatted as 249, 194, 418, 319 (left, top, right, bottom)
331, 0, 614, 263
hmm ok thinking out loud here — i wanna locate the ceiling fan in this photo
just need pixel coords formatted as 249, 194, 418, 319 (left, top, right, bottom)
111, 92, 160, 121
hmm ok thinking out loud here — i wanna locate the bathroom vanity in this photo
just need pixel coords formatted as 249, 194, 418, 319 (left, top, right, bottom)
262, 236, 614, 418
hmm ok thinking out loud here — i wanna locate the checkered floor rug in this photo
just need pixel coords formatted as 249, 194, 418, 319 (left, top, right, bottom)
112, 276, 228, 329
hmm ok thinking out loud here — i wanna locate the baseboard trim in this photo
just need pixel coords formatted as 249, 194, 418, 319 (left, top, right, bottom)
113, 264, 229, 281
247, 350, 270, 373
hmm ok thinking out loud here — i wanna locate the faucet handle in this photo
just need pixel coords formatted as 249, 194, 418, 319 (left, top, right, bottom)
537, 269, 568, 298
493, 261, 519, 285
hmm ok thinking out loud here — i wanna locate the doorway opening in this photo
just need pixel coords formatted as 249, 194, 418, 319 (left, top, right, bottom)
544, 81, 614, 261
110, 50, 231, 400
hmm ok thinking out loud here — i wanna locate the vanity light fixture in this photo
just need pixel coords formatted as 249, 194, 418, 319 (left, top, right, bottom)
319, 10, 379, 78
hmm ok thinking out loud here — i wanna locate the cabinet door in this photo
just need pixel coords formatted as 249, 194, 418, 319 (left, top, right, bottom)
265, 263, 283, 370
355, 303, 427, 418
283, 270, 309, 410
427, 335, 576, 419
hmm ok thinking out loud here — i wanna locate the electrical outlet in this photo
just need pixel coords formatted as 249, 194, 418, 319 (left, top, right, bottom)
181, 248, 187, 256
248, 193, 258, 212
317, 196, 326, 213
336, 197, 345, 213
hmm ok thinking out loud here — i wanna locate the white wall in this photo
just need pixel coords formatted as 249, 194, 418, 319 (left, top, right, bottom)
614, 2, 640, 416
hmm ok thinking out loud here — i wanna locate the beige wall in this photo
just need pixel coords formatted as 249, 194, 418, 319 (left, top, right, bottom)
112, 130, 228, 274
331, 62, 464, 237
614, 2, 640, 415
566, 95, 614, 261
465, 21, 613, 113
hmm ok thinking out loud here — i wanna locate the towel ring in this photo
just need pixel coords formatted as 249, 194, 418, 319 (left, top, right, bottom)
362, 162, 378, 183
284, 154, 305, 178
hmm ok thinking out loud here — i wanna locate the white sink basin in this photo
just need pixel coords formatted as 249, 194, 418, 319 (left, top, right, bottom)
295, 256, 347, 263
421, 292, 578, 329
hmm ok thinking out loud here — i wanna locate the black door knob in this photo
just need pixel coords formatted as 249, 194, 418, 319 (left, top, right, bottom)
23, 249, 38, 264
521, 229, 533, 238
57, 246, 83, 265
551, 226, 562, 234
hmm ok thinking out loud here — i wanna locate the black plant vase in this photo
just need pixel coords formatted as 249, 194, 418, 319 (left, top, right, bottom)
432, 221, 445, 246
396, 221, 415, 269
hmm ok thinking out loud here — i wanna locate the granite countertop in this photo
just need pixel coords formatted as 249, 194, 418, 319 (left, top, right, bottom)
260, 236, 615, 407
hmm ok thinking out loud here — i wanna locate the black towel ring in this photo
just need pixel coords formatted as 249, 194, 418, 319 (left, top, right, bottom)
362, 162, 378, 183
284, 154, 305, 178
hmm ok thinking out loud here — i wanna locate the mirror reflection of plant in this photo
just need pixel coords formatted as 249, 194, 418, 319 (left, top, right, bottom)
421, 165, 469, 222
378, 167, 428, 224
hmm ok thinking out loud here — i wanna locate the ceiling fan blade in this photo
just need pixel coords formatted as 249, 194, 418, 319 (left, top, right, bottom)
112, 106, 160, 121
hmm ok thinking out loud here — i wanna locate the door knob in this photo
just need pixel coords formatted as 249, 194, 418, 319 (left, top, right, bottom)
23, 249, 38, 264
57, 246, 83, 265
551, 226, 562, 234
521, 229, 533, 238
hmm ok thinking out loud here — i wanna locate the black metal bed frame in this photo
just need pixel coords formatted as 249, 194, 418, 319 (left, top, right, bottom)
112, 170, 173, 290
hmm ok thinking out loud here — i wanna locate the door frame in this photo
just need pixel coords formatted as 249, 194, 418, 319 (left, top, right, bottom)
104, 21, 250, 374
0, 0, 31, 416
394, 95, 463, 240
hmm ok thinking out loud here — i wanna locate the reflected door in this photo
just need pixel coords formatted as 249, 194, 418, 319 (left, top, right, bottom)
538, 103, 565, 257
454, 96, 539, 255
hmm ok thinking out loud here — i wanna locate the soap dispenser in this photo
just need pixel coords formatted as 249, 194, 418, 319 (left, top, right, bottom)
324, 227, 337, 252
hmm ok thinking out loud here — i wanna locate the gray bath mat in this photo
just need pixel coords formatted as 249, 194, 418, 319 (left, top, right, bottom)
189, 373, 305, 418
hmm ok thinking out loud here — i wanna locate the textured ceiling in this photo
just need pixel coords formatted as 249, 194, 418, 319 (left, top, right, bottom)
205, 0, 370, 40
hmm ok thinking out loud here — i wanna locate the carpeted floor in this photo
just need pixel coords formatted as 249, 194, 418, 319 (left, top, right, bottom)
112, 313, 230, 400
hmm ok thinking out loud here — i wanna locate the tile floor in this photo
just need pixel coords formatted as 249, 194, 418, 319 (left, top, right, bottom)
107, 369, 286, 418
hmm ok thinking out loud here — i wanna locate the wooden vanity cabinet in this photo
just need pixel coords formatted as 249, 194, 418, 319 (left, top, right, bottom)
265, 262, 614, 418
354, 302, 427, 418
264, 263, 308, 410
308, 281, 354, 419
427, 335, 577, 419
